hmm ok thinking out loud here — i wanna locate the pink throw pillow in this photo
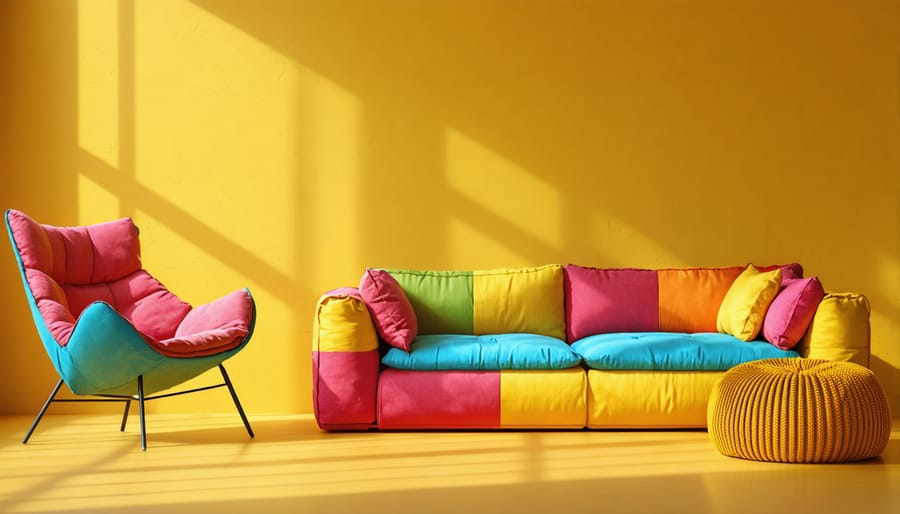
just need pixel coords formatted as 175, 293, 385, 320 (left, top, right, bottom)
359, 269, 418, 351
762, 275, 825, 349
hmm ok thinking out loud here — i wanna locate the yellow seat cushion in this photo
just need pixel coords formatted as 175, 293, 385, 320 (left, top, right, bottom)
708, 358, 891, 463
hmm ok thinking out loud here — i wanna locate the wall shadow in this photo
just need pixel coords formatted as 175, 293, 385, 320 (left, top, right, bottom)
0, 1, 81, 414
871, 355, 900, 413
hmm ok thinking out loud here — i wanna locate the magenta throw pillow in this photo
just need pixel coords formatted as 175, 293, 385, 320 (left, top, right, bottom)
762, 275, 825, 349
359, 269, 418, 351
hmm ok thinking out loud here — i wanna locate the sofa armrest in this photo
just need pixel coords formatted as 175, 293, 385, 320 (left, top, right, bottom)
312, 288, 380, 430
796, 292, 870, 367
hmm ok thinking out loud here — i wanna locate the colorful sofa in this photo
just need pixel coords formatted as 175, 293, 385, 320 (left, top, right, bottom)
312, 264, 870, 430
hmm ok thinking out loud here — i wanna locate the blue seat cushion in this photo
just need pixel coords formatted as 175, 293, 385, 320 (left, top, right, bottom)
381, 333, 581, 371
571, 332, 799, 371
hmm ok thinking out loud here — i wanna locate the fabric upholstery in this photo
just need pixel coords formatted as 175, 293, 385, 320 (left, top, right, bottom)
313, 350, 379, 429
385, 265, 565, 338
387, 269, 474, 334
795, 293, 871, 366
500, 368, 586, 428
762, 273, 825, 350
572, 331, 797, 370
7, 209, 141, 286
377, 369, 501, 429
716, 264, 782, 341
565, 265, 777, 339
381, 333, 581, 370
472, 265, 566, 339
359, 269, 418, 351
376, 368, 587, 429
163, 289, 253, 357
586, 370, 724, 428
313, 288, 379, 353
564, 266, 659, 341
312, 290, 380, 429
657, 267, 744, 333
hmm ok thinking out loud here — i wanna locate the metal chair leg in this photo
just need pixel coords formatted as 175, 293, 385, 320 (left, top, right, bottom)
23, 378, 64, 444
137, 375, 147, 451
219, 364, 254, 438
120, 399, 131, 432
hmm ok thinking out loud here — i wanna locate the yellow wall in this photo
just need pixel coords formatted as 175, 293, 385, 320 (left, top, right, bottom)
2, 0, 898, 416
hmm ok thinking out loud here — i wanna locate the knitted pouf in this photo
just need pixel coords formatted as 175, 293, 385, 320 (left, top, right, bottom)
708, 358, 891, 463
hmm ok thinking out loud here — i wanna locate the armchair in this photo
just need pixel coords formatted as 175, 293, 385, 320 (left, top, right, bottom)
5, 209, 256, 450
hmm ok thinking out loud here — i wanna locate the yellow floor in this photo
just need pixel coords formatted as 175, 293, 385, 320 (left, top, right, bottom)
0, 414, 898, 514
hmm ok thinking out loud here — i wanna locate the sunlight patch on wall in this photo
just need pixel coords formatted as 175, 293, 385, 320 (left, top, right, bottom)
77, 174, 120, 223
77, 0, 119, 169
305, 73, 362, 275
588, 213, 683, 268
131, 206, 247, 304
132, 0, 299, 276
444, 128, 562, 255
446, 218, 532, 266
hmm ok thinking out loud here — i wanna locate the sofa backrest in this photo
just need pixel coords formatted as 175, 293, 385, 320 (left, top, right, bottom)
382, 263, 802, 343
386, 264, 566, 340
564, 264, 801, 341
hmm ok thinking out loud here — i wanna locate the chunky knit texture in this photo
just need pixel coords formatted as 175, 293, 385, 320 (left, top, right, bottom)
708, 358, 891, 463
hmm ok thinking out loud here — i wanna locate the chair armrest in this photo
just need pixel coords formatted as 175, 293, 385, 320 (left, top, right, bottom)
154, 289, 255, 358
62, 301, 165, 395
176, 289, 255, 337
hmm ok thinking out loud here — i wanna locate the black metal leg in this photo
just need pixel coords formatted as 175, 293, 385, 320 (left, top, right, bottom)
120, 399, 131, 432
22, 370, 249, 450
219, 364, 254, 438
23, 379, 65, 444
137, 375, 147, 451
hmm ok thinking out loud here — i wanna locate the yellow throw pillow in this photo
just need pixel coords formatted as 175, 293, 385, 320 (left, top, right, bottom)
716, 264, 783, 341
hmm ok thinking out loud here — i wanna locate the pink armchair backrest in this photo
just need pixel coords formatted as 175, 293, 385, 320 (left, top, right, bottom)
7, 210, 192, 346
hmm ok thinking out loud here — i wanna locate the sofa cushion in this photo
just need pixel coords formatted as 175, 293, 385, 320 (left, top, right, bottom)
571, 332, 798, 371
386, 265, 565, 339
762, 273, 825, 350
564, 266, 659, 341
387, 269, 474, 334
359, 268, 418, 351
381, 333, 581, 370
716, 265, 782, 341
565, 264, 789, 340
473, 265, 565, 340
657, 267, 745, 333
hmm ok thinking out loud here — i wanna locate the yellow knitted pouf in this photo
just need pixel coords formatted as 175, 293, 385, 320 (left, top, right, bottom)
708, 358, 891, 463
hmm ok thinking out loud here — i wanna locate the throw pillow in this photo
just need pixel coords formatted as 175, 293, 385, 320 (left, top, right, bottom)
359, 269, 418, 351
716, 264, 782, 341
762, 275, 825, 350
